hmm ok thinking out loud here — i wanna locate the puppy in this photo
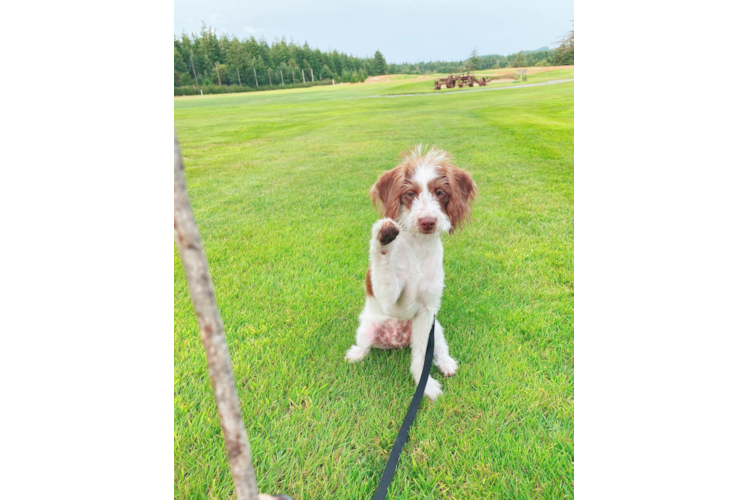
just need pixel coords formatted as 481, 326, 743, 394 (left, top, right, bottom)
345, 145, 477, 400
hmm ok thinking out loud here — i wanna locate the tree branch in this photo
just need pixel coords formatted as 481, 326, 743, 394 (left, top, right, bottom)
174, 133, 259, 500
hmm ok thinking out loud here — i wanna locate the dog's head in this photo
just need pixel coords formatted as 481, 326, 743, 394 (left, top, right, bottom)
370, 145, 477, 236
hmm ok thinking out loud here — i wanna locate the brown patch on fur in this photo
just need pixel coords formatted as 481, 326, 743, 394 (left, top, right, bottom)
427, 174, 451, 214
425, 163, 477, 233
443, 164, 477, 232
365, 267, 373, 296
399, 182, 421, 211
370, 162, 417, 219
377, 220, 400, 245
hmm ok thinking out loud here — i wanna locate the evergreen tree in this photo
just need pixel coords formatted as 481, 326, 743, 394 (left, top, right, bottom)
330, 50, 343, 75
199, 23, 221, 66
178, 73, 194, 86
373, 51, 387, 75
312, 48, 324, 77
302, 59, 312, 79
466, 48, 480, 71
174, 46, 189, 86
213, 63, 228, 85
226, 38, 248, 85
511, 51, 528, 68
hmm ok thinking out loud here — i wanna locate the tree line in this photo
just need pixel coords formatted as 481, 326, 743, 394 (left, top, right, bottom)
388, 38, 574, 75
174, 24, 387, 89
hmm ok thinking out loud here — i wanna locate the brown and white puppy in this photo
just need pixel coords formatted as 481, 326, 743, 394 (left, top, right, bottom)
345, 145, 477, 400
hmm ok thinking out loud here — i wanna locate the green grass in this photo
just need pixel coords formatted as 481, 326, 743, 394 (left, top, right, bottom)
175, 76, 574, 499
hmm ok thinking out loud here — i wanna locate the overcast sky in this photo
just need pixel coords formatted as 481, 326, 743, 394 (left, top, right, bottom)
174, 0, 573, 63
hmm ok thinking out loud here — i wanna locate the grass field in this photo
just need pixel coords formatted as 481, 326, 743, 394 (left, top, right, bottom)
174, 71, 574, 499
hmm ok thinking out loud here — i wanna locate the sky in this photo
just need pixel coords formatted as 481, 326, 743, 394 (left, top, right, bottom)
174, 0, 574, 64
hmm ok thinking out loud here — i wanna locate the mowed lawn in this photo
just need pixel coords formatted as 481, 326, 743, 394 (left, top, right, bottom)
174, 76, 574, 499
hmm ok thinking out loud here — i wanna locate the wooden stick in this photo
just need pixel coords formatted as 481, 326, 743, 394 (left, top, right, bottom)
174, 135, 259, 500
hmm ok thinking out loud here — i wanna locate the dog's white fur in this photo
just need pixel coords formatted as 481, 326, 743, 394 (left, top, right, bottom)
345, 145, 477, 400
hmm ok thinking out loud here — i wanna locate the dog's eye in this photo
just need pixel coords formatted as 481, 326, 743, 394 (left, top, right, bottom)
406, 192, 415, 198
436, 190, 445, 197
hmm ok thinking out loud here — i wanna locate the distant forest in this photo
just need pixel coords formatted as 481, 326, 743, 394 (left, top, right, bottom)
389, 43, 574, 75
174, 24, 573, 93
174, 24, 384, 89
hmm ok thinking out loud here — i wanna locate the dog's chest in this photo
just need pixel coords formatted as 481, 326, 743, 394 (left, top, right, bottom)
392, 238, 445, 311
414, 257, 444, 302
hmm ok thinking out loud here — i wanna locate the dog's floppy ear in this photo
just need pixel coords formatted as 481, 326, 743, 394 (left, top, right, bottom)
445, 165, 477, 233
370, 166, 403, 220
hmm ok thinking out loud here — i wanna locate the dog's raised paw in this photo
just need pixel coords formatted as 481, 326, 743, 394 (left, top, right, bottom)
378, 221, 400, 246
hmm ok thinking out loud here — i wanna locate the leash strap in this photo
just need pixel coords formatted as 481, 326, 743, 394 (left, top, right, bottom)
373, 318, 435, 500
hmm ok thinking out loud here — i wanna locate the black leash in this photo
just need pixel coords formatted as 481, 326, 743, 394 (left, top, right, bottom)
373, 318, 435, 500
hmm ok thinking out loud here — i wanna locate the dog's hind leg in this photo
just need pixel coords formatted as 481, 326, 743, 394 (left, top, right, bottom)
345, 309, 378, 363
433, 319, 458, 377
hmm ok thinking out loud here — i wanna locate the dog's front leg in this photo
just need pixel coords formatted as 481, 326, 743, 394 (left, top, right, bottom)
410, 308, 442, 401
369, 218, 403, 314
433, 319, 458, 376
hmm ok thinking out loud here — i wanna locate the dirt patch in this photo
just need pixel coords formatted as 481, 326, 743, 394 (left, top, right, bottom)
365, 74, 403, 83
483, 65, 574, 76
